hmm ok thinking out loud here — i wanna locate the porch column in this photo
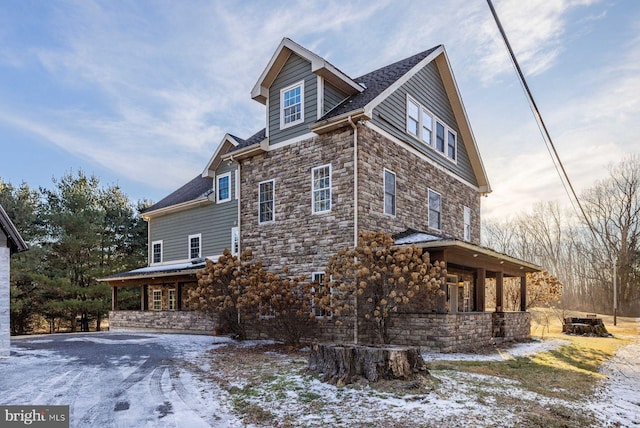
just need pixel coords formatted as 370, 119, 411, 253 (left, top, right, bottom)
111, 286, 118, 311
495, 271, 504, 312
475, 268, 486, 312
520, 275, 527, 311
141, 285, 148, 311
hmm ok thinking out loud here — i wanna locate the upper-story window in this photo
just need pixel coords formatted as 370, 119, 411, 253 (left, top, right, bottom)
217, 172, 231, 203
312, 164, 331, 214
463, 206, 471, 241
406, 95, 456, 162
152, 240, 162, 264
428, 189, 441, 230
259, 180, 275, 224
384, 169, 396, 216
280, 81, 304, 129
188, 233, 201, 259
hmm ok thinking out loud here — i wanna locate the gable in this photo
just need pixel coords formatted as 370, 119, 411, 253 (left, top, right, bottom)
0, 203, 27, 254
371, 60, 478, 186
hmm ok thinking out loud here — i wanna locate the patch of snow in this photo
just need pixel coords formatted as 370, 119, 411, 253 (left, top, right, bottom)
422, 338, 570, 362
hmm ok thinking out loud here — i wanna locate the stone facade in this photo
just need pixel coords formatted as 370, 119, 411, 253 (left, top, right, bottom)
0, 247, 9, 357
493, 311, 531, 342
109, 310, 216, 334
357, 126, 481, 243
240, 128, 355, 277
384, 313, 494, 352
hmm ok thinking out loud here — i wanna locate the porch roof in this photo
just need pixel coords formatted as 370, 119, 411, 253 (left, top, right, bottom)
98, 260, 207, 284
393, 230, 541, 277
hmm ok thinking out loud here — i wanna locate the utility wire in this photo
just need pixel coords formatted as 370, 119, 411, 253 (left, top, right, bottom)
486, 0, 602, 244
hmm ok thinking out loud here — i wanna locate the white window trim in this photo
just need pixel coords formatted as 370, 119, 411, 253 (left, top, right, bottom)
231, 227, 239, 256
406, 94, 457, 164
464, 206, 471, 242
151, 240, 163, 265
188, 233, 202, 259
280, 80, 305, 130
428, 189, 442, 231
311, 164, 332, 214
216, 172, 232, 203
168, 289, 176, 311
152, 289, 162, 311
258, 179, 275, 224
383, 168, 396, 217
311, 272, 333, 319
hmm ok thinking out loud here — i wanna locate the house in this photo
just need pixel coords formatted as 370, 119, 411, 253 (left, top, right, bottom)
0, 203, 28, 357
103, 38, 540, 351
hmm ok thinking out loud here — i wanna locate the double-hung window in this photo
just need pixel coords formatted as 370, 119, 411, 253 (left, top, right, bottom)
312, 164, 331, 214
384, 169, 396, 216
407, 99, 419, 137
188, 234, 201, 259
311, 272, 332, 318
428, 189, 442, 230
280, 81, 304, 129
463, 206, 471, 241
217, 172, 231, 203
168, 289, 176, 311
152, 240, 162, 264
152, 290, 162, 311
231, 227, 239, 256
259, 180, 274, 224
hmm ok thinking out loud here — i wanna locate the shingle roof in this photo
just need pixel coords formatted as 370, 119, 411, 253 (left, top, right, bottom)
228, 128, 266, 153
143, 175, 213, 213
0, 203, 28, 254
319, 46, 440, 121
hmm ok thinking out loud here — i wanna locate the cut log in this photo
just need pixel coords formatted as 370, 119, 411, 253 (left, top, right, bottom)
308, 344, 427, 384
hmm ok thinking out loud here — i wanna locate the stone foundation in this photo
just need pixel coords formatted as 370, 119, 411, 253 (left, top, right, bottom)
109, 310, 216, 334
385, 313, 494, 353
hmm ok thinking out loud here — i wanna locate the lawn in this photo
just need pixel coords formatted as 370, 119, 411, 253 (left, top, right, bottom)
184, 309, 638, 427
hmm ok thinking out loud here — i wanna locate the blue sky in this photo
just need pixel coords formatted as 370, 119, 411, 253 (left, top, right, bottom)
0, 0, 638, 220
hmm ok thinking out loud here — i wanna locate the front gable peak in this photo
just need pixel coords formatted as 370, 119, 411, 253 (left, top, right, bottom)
251, 38, 364, 104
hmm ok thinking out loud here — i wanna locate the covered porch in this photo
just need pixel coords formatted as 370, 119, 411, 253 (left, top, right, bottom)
99, 261, 215, 333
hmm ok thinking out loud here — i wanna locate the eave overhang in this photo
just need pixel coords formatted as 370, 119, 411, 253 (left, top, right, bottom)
251, 38, 364, 104
0, 204, 28, 254
140, 197, 212, 220
202, 134, 240, 178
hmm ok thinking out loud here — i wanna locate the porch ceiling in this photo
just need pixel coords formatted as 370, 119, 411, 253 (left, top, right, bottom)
406, 240, 540, 277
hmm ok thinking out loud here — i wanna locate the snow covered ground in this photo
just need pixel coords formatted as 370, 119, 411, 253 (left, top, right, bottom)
0, 328, 638, 427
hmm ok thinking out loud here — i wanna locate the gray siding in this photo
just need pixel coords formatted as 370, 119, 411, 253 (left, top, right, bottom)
324, 82, 348, 114
371, 61, 478, 186
149, 163, 238, 263
268, 53, 317, 145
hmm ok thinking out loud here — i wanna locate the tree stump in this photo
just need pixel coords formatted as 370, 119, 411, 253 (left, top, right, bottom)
308, 344, 427, 384
562, 317, 612, 337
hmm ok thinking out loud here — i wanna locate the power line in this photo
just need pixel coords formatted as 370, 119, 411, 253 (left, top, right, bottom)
486, 0, 602, 244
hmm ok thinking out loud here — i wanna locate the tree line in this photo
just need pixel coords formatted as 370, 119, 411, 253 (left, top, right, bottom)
483, 155, 640, 316
1, 171, 149, 334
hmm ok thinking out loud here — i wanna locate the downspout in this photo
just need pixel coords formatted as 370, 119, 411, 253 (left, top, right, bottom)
348, 116, 358, 345
230, 154, 242, 329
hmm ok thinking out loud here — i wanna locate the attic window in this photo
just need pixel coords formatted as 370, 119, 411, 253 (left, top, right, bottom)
280, 81, 304, 129
406, 95, 456, 163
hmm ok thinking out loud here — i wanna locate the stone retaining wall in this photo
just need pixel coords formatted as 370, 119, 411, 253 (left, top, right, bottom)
109, 311, 216, 334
